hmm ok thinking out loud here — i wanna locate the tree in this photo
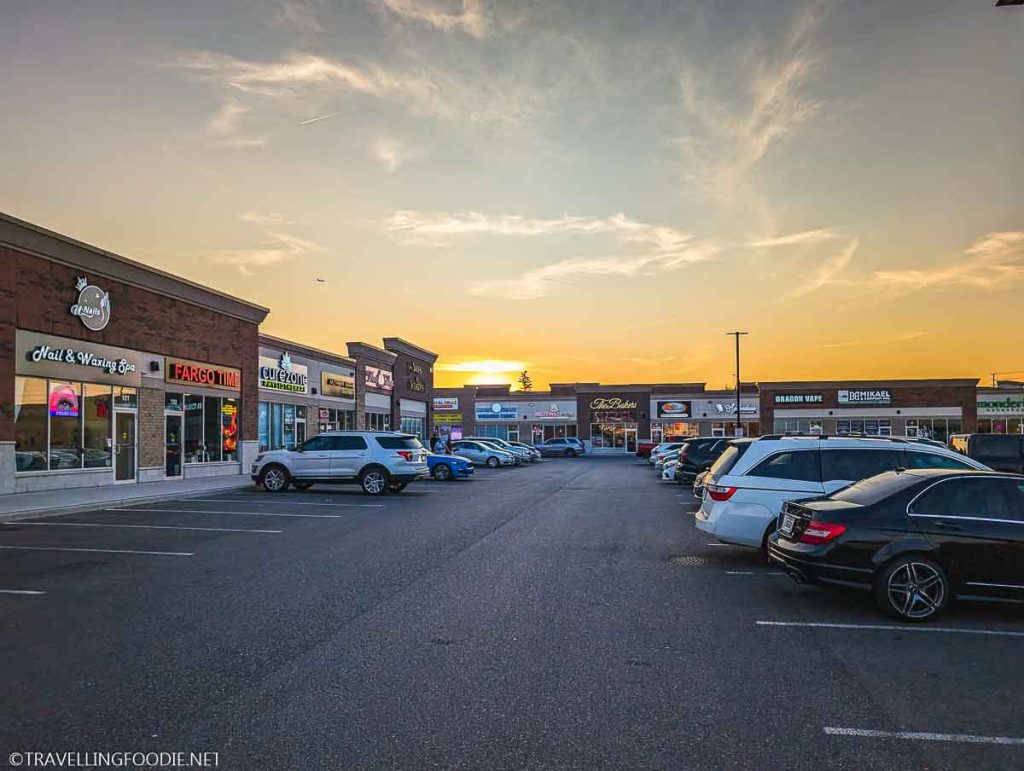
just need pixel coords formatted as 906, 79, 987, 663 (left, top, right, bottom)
517, 370, 533, 391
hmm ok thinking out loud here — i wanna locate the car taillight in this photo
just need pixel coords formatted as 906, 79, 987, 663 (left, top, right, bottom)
800, 522, 846, 545
678, 453, 688, 464
706, 485, 736, 501
397, 450, 414, 461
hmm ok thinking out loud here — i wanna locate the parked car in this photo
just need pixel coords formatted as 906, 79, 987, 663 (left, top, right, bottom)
535, 437, 586, 457
649, 442, 685, 465
451, 440, 518, 467
251, 431, 428, 495
508, 441, 543, 461
769, 469, 1024, 622
636, 440, 658, 458
463, 436, 533, 462
673, 437, 729, 485
950, 433, 1024, 473
695, 435, 989, 552
654, 449, 680, 472
661, 461, 679, 481
426, 451, 475, 481
692, 470, 708, 500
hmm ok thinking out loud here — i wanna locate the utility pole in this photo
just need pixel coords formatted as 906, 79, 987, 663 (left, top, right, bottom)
726, 331, 749, 437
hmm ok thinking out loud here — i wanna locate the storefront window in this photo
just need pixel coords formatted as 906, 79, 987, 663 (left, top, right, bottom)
476, 424, 509, 441
774, 419, 821, 435
83, 383, 113, 468
184, 397, 204, 462
401, 416, 426, 439
14, 377, 47, 472
183, 395, 240, 463
221, 398, 239, 461
282, 404, 296, 449
591, 423, 634, 449
49, 382, 82, 470
258, 401, 270, 451
542, 424, 577, 441
366, 412, 390, 431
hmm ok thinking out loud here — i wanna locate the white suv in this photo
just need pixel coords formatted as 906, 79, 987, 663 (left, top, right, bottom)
695, 435, 989, 550
251, 431, 429, 495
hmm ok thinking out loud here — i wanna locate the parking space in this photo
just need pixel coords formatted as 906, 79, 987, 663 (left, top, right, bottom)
1, 456, 1021, 769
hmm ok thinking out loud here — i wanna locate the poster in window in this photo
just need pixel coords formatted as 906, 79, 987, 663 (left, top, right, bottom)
49, 383, 80, 417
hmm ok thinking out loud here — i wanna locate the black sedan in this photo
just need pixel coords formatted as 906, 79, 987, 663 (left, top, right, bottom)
768, 469, 1024, 622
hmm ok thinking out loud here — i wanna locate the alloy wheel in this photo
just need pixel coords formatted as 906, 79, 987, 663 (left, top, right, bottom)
263, 467, 287, 492
433, 465, 451, 481
362, 470, 387, 495
887, 561, 946, 620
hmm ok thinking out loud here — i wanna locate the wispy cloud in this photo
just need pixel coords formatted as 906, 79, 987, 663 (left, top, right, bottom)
204, 98, 267, 149
210, 212, 325, 274
819, 331, 928, 350
746, 228, 839, 248
385, 210, 718, 299
872, 232, 1024, 291
372, 137, 413, 172
437, 359, 526, 372
273, 0, 325, 33
676, 1, 828, 202
377, 0, 488, 38
791, 237, 858, 298
298, 111, 338, 126
173, 50, 536, 129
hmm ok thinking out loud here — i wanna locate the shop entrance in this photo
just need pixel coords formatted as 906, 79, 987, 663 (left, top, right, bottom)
165, 414, 183, 478
625, 427, 637, 453
114, 412, 137, 482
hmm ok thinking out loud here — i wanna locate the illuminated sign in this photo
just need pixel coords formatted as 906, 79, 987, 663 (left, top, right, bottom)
774, 394, 823, 405
408, 377, 426, 393
321, 371, 355, 399
69, 276, 111, 331
713, 402, 758, 415
978, 397, 1024, 416
590, 397, 639, 411
49, 383, 80, 417
27, 344, 137, 377
655, 400, 690, 419
433, 397, 459, 411
433, 412, 463, 424
476, 402, 518, 420
165, 359, 241, 391
259, 352, 308, 394
365, 366, 394, 392
838, 389, 892, 405
408, 361, 424, 376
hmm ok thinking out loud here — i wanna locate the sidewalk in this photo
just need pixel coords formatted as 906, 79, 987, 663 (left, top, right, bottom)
0, 475, 252, 522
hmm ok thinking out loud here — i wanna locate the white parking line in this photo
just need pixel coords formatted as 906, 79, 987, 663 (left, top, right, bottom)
0, 545, 193, 557
705, 543, 733, 547
3, 522, 281, 534
824, 727, 1024, 746
0, 589, 46, 596
179, 498, 383, 508
726, 571, 786, 576
756, 621, 1024, 638
108, 508, 344, 519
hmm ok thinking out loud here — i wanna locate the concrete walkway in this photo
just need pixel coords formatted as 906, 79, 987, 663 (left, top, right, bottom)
0, 474, 251, 521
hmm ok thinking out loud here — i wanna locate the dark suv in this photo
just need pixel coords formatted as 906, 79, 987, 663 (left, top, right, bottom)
673, 437, 729, 485
949, 433, 1024, 473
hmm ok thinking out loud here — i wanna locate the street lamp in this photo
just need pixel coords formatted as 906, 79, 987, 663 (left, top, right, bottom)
726, 331, 749, 437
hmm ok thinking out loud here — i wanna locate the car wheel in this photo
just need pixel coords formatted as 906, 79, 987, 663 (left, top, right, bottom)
486, 456, 500, 468
259, 465, 290, 493
566, 448, 577, 457
875, 555, 949, 622
432, 464, 452, 481
292, 481, 313, 491
360, 467, 389, 496
388, 481, 409, 493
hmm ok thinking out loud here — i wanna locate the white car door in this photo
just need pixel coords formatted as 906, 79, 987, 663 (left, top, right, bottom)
328, 435, 370, 478
290, 436, 332, 479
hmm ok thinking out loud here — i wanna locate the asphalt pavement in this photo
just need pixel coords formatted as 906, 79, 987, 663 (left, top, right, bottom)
1, 457, 1022, 770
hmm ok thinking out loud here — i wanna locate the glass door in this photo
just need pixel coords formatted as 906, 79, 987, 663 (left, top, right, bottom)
625, 427, 637, 453
114, 412, 137, 483
165, 414, 183, 478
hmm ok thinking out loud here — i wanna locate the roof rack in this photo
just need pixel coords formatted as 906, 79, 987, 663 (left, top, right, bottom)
756, 433, 914, 444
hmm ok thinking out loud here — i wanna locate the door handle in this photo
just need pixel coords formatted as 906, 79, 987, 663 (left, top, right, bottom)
933, 520, 963, 531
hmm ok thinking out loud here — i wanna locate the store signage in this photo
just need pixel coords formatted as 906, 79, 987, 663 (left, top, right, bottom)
433, 412, 463, 424
407, 377, 427, 393
476, 402, 518, 420
774, 394, 823, 405
320, 371, 355, 399
838, 389, 892, 405
259, 352, 308, 394
319, 408, 330, 420
591, 397, 638, 411
408, 361, 424, 376
114, 388, 138, 409
69, 276, 111, 331
433, 397, 459, 411
17, 331, 144, 387
534, 403, 576, 420
365, 366, 394, 392
27, 343, 137, 377
655, 400, 691, 419
165, 358, 241, 391
978, 397, 1024, 416
713, 402, 758, 415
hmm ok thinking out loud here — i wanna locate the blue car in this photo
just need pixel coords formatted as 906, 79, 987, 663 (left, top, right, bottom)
426, 452, 474, 481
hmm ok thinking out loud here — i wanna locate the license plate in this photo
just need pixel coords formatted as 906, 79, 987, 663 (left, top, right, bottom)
780, 513, 796, 536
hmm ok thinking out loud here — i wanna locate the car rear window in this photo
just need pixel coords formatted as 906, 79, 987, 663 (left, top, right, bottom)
706, 442, 750, 483
375, 436, 424, 450
974, 435, 1021, 459
831, 470, 922, 505
821, 449, 903, 482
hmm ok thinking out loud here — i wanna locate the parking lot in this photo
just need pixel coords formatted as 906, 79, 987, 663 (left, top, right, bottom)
1, 456, 1023, 769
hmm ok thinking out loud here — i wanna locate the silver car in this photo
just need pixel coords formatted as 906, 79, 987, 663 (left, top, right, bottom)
463, 436, 533, 462
451, 440, 518, 468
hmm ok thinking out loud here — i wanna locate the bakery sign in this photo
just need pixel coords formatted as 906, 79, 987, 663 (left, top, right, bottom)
259, 352, 308, 394
838, 389, 892, 405
590, 397, 639, 411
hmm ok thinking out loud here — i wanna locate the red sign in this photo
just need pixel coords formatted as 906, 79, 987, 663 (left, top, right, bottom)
165, 359, 241, 391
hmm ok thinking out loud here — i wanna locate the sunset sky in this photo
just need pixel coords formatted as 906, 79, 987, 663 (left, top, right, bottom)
2, 1, 1022, 389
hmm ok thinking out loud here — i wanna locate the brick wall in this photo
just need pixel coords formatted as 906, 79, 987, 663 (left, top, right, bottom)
139, 386, 164, 468
1, 246, 260, 442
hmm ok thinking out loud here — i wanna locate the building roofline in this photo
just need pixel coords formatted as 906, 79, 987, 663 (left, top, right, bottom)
259, 334, 356, 367
0, 211, 269, 324
346, 341, 399, 364
382, 337, 439, 362
758, 378, 980, 389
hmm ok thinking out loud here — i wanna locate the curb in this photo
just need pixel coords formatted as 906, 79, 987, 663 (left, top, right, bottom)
0, 483, 252, 523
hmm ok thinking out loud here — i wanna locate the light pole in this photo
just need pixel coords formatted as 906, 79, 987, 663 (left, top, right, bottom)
726, 331, 748, 437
